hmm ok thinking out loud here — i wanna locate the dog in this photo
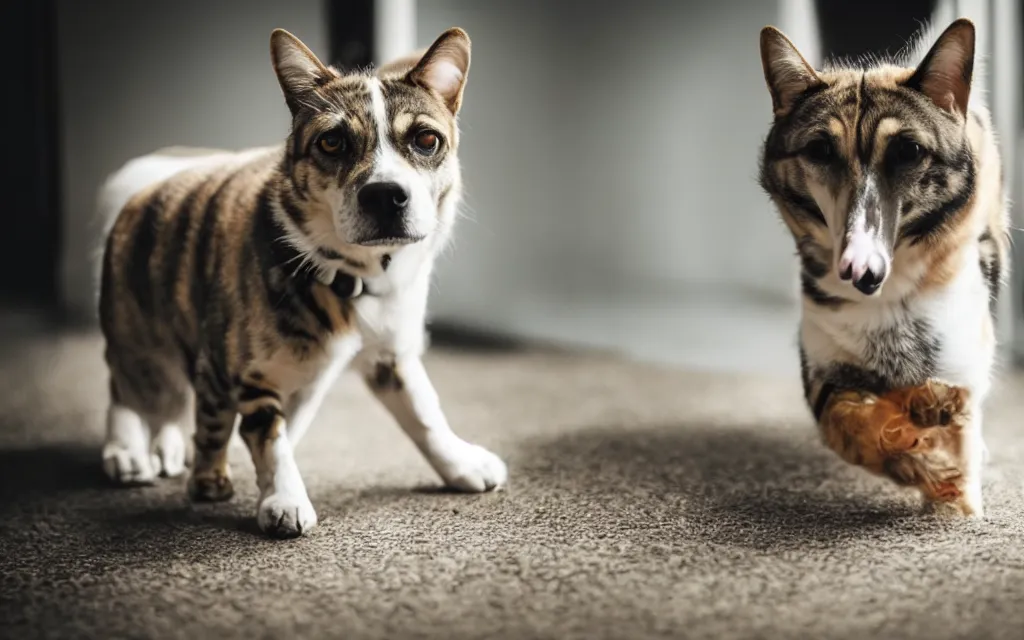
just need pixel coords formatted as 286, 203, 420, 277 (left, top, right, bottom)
758, 18, 1009, 516
96, 27, 507, 538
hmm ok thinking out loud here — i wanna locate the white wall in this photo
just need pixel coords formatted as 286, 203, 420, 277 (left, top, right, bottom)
413, 1, 568, 323
553, 1, 803, 297
57, 0, 327, 321
417, 1, 816, 373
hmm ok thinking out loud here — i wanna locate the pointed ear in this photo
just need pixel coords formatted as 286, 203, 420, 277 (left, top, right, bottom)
406, 28, 471, 114
760, 26, 822, 117
905, 18, 975, 115
270, 29, 336, 114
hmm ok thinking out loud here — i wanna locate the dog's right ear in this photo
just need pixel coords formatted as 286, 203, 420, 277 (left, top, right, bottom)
760, 26, 822, 118
270, 29, 337, 115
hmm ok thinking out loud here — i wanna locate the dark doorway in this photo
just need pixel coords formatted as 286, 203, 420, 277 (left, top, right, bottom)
816, 0, 938, 61
327, 0, 376, 72
0, 0, 62, 309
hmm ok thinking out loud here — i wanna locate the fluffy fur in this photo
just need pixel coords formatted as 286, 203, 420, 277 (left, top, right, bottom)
758, 18, 1009, 516
97, 27, 507, 538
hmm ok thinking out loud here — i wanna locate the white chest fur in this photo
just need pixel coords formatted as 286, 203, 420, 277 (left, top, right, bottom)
911, 248, 994, 396
352, 241, 435, 360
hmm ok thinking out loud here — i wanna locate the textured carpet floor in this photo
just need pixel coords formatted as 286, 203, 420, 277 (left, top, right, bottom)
2, 323, 1024, 640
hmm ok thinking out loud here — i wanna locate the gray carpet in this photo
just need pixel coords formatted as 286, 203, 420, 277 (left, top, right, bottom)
2, 320, 1024, 640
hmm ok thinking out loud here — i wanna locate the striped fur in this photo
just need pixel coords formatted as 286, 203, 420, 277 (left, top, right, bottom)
98, 28, 506, 538
758, 19, 1009, 516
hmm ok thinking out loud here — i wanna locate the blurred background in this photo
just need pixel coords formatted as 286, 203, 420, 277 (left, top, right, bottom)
2, 0, 1022, 376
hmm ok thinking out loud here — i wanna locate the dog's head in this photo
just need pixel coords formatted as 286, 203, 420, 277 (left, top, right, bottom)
269, 27, 470, 261
758, 19, 976, 297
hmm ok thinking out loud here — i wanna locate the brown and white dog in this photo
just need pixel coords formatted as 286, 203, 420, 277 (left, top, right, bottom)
758, 18, 1009, 516
96, 28, 507, 538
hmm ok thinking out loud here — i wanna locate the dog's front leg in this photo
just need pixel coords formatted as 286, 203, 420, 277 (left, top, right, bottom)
237, 380, 317, 538
820, 379, 980, 515
361, 355, 507, 492
285, 334, 363, 447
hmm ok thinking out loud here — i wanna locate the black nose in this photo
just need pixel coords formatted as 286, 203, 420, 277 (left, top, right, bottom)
357, 182, 409, 219
853, 267, 885, 295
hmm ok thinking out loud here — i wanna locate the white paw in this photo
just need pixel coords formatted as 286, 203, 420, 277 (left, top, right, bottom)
431, 440, 508, 493
102, 443, 158, 485
153, 426, 187, 478
257, 492, 317, 538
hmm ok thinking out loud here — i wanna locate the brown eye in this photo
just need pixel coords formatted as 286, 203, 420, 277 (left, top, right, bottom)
803, 137, 835, 165
317, 131, 346, 155
886, 136, 924, 168
413, 130, 441, 155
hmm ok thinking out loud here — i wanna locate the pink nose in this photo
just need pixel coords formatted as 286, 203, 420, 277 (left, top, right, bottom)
838, 235, 888, 295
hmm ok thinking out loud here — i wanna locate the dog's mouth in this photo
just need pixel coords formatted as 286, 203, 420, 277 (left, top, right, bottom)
354, 234, 426, 247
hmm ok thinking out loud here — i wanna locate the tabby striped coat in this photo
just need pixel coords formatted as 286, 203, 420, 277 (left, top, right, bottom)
98, 27, 507, 538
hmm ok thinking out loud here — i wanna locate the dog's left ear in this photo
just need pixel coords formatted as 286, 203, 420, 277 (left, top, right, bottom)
406, 28, 471, 115
905, 18, 975, 116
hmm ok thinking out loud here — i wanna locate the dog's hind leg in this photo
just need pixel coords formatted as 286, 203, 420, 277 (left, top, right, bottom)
103, 354, 190, 485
